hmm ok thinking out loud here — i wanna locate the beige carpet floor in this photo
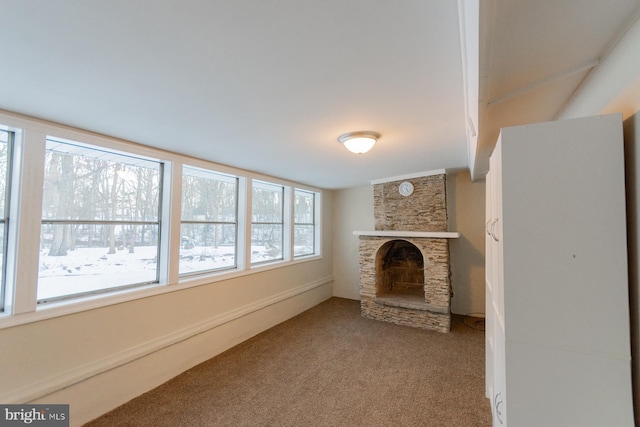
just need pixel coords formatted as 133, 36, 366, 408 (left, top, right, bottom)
85, 297, 491, 426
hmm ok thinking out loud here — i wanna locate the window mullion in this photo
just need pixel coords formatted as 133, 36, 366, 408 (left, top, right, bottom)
314, 191, 322, 256
239, 177, 250, 270
284, 186, 293, 261
159, 162, 180, 285
7, 129, 46, 314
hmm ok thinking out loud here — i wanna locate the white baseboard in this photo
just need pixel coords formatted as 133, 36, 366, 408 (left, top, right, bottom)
4, 276, 333, 407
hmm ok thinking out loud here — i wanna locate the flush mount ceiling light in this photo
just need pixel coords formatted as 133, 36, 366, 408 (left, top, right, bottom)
338, 131, 380, 154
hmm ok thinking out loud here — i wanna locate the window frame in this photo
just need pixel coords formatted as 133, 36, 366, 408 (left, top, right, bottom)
37, 136, 165, 304
0, 110, 323, 329
0, 130, 14, 312
293, 188, 317, 258
250, 179, 285, 265
179, 165, 239, 277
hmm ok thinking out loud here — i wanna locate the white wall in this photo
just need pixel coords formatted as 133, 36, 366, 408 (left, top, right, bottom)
331, 172, 486, 315
447, 170, 486, 315
557, 15, 640, 425
332, 186, 374, 300
1, 189, 334, 427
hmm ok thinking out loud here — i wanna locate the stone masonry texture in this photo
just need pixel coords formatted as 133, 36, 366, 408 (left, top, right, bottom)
373, 174, 447, 231
358, 236, 452, 332
359, 174, 452, 332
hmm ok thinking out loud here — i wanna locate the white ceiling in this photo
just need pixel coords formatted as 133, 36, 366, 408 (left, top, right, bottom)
0, 1, 639, 189
474, 0, 640, 179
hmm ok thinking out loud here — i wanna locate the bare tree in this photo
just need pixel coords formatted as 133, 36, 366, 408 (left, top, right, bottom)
48, 153, 75, 256
108, 163, 120, 254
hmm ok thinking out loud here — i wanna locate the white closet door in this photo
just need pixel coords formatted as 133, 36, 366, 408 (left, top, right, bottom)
485, 113, 633, 426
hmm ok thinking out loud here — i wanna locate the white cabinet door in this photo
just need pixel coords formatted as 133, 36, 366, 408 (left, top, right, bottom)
492, 323, 506, 426
499, 114, 629, 354
485, 113, 633, 426
485, 169, 494, 401
487, 136, 506, 426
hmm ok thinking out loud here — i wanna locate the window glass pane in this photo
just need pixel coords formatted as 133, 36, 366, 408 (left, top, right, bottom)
43, 138, 160, 221
252, 181, 283, 223
0, 221, 4, 308
179, 223, 236, 274
251, 181, 283, 263
38, 224, 159, 302
251, 224, 283, 263
0, 131, 9, 214
294, 224, 314, 257
294, 190, 314, 224
182, 166, 236, 222
180, 166, 238, 276
294, 189, 315, 257
39, 138, 162, 302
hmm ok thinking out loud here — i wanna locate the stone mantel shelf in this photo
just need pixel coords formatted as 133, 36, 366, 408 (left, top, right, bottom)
353, 230, 460, 238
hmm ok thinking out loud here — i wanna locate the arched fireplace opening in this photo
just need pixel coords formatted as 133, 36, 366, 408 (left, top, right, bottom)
358, 233, 454, 332
376, 240, 424, 298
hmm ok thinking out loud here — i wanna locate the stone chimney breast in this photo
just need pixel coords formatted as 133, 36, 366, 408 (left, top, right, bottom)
356, 172, 457, 332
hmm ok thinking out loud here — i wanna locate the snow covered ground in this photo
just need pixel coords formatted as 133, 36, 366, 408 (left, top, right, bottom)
36, 243, 299, 300
38, 246, 160, 300
38, 245, 236, 300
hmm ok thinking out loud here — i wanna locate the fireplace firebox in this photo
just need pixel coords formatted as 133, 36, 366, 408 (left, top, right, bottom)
378, 240, 424, 297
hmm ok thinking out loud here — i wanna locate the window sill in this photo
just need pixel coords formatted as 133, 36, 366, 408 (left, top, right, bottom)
0, 253, 323, 330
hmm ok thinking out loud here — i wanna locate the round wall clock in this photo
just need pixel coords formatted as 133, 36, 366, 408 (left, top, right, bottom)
399, 181, 414, 197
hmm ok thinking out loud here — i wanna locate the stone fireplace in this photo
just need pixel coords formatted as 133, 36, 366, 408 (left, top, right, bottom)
355, 172, 458, 332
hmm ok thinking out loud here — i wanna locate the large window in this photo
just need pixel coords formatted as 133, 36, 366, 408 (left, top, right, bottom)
293, 189, 315, 257
38, 137, 162, 303
251, 180, 284, 264
180, 166, 238, 275
0, 112, 324, 323
0, 130, 13, 311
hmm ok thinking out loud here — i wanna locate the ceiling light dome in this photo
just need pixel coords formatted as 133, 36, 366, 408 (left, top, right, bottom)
338, 131, 380, 154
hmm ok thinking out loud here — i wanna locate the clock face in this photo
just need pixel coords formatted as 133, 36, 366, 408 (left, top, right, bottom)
399, 181, 414, 196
